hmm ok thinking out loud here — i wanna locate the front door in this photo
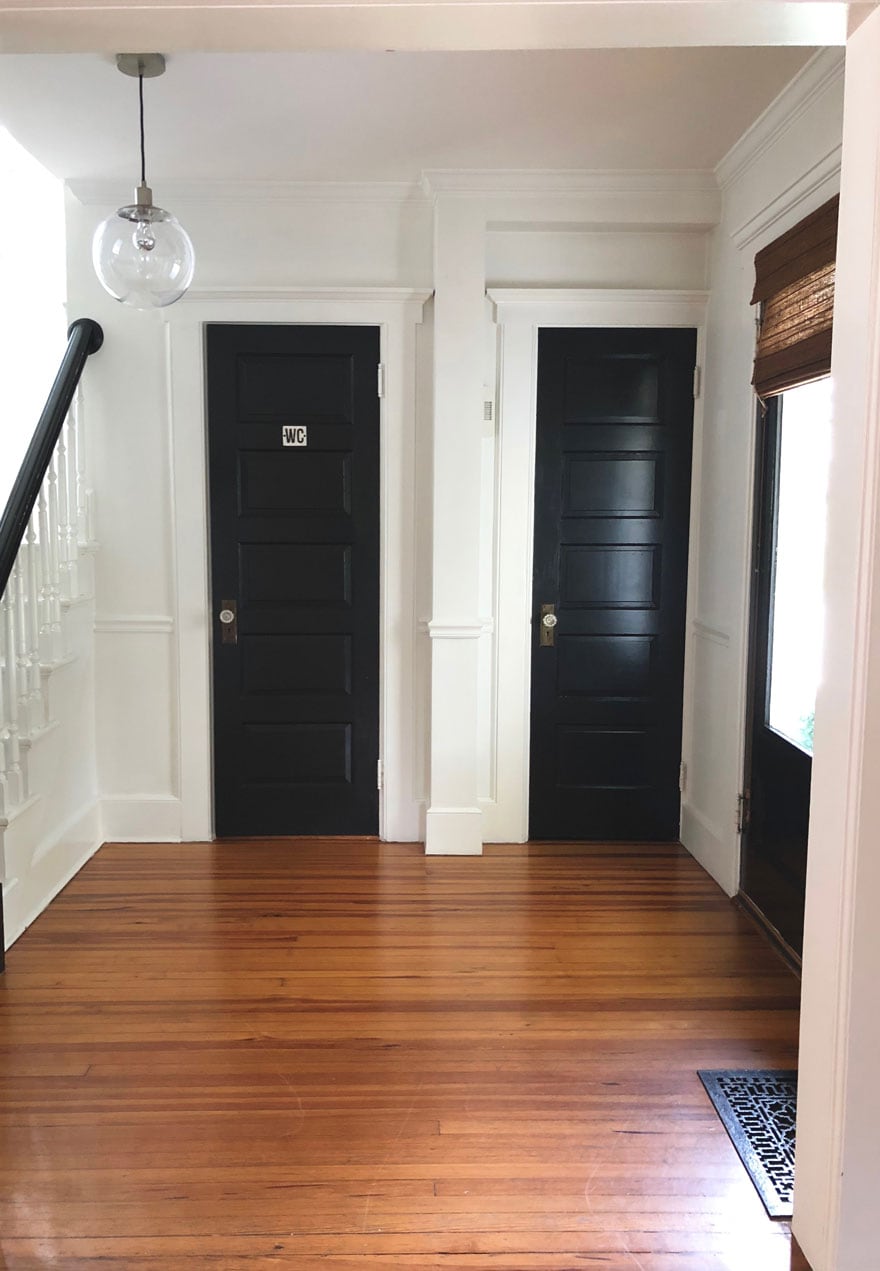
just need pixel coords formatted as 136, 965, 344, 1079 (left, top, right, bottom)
741, 379, 831, 956
206, 323, 380, 837
529, 327, 696, 840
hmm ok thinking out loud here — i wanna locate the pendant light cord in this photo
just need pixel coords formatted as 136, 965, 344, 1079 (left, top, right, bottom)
138, 71, 146, 185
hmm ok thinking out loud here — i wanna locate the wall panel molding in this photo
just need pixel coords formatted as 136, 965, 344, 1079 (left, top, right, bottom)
95, 615, 175, 635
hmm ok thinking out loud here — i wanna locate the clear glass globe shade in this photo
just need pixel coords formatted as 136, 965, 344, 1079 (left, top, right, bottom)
92, 203, 195, 309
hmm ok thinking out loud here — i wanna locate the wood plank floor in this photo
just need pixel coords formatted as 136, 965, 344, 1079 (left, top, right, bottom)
0, 839, 808, 1270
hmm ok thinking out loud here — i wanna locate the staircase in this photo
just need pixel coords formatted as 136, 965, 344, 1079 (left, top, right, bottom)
0, 320, 104, 962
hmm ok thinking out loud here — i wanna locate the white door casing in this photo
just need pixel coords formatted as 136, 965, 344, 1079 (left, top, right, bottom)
164, 287, 430, 843
486, 289, 708, 844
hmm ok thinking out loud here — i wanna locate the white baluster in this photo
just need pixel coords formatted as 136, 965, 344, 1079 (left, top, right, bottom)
2, 564, 24, 807
46, 457, 63, 660
74, 385, 89, 547
25, 515, 45, 730
38, 486, 53, 664
65, 408, 80, 597
0, 642, 9, 818
14, 546, 31, 740
56, 423, 72, 602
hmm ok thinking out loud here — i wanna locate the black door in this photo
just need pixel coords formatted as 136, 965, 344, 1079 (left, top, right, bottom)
741, 387, 827, 957
206, 324, 380, 837
529, 328, 696, 841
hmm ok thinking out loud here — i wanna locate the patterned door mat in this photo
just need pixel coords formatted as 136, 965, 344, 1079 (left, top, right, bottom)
698, 1069, 797, 1218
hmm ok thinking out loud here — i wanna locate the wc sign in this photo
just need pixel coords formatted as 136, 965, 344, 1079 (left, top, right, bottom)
282, 425, 308, 447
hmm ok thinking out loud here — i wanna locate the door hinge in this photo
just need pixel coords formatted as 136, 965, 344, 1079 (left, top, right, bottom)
679, 761, 687, 794
377, 760, 384, 791
693, 365, 702, 399
483, 400, 493, 423
377, 363, 385, 398
736, 790, 751, 835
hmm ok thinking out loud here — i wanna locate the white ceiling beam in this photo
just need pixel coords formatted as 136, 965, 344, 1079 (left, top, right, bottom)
0, 2, 848, 55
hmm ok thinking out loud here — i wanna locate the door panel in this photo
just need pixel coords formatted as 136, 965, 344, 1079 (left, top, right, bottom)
207, 324, 380, 838
529, 328, 696, 841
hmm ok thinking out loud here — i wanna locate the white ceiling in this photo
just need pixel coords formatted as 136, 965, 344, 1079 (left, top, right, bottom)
0, 48, 814, 185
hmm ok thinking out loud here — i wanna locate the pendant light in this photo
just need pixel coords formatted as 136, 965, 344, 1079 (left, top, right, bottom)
92, 54, 195, 310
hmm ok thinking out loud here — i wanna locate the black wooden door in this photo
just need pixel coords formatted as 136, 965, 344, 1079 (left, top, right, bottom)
529, 327, 696, 841
207, 324, 380, 837
741, 394, 811, 955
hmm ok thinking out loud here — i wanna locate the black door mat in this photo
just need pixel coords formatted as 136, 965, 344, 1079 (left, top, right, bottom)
698, 1069, 797, 1218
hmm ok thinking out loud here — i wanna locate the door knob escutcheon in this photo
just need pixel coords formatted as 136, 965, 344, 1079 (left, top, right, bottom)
539, 603, 557, 647
219, 599, 238, 645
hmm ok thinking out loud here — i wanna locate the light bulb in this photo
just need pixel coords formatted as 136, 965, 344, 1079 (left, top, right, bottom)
93, 188, 195, 310
133, 220, 156, 252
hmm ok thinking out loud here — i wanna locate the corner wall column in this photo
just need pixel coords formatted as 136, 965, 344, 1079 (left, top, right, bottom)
425, 195, 486, 855
793, 8, 880, 1268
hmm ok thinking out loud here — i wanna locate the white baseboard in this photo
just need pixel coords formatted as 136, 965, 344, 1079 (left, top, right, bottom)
101, 795, 183, 843
680, 801, 738, 896
425, 805, 483, 855
3, 801, 102, 950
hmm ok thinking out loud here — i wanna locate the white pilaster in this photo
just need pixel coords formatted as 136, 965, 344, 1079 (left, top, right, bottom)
425, 197, 486, 855
793, 8, 880, 1269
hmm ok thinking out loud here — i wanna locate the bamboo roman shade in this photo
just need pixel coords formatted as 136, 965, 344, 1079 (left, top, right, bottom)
751, 195, 839, 398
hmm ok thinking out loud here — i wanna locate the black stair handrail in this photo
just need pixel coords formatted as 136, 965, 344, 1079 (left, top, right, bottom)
0, 318, 104, 603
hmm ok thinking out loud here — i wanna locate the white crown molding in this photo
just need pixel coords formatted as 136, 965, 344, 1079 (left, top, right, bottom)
174, 286, 433, 310
420, 170, 720, 231
67, 179, 425, 208
730, 144, 841, 250
422, 169, 719, 198
488, 287, 710, 326
715, 48, 845, 191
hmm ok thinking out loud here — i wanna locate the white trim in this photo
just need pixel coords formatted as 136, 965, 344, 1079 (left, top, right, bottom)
681, 800, 725, 845
427, 620, 493, 639
425, 171, 721, 231
179, 286, 432, 309
691, 619, 731, 648
165, 288, 429, 845
715, 49, 846, 191
489, 288, 708, 844
424, 170, 719, 197
730, 146, 842, 249
69, 180, 424, 208
489, 288, 710, 329
94, 614, 175, 635
2, 801, 101, 949
424, 805, 483, 856
101, 795, 182, 843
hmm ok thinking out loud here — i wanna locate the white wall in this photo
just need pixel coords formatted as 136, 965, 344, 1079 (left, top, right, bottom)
681, 49, 844, 894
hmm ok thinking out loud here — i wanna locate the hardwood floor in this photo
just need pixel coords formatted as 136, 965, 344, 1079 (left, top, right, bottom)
0, 839, 806, 1269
